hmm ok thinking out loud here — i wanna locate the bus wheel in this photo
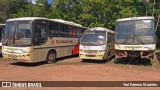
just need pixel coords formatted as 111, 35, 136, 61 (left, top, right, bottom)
46, 51, 56, 64
105, 51, 110, 62
114, 58, 121, 63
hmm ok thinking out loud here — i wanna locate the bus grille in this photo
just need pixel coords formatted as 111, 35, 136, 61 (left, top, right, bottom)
84, 50, 97, 53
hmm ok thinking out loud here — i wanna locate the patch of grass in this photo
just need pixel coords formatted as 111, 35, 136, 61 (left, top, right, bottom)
0, 57, 3, 60
110, 56, 160, 69
156, 48, 160, 52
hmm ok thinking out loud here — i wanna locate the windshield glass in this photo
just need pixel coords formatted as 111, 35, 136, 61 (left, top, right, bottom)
115, 20, 155, 44
81, 31, 106, 46
2, 21, 32, 46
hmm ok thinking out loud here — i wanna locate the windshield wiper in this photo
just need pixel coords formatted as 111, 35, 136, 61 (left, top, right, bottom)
81, 41, 93, 45
96, 40, 105, 45
5, 33, 12, 46
133, 36, 144, 44
5, 38, 10, 46
123, 35, 144, 44
123, 34, 132, 44
89, 41, 96, 45
5, 26, 17, 46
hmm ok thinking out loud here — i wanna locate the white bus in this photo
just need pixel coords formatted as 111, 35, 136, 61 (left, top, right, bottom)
79, 27, 115, 60
2, 17, 86, 63
0, 24, 5, 54
115, 16, 156, 63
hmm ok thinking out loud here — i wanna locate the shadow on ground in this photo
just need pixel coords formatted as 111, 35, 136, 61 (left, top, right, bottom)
11, 61, 47, 67
11, 55, 79, 67
115, 57, 153, 66
155, 52, 160, 62
81, 55, 115, 64
55, 55, 79, 62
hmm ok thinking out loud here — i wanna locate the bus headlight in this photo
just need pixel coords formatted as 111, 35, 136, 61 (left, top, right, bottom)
147, 47, 153, 50
19, 49, 27, 53
102, 46, 105, 49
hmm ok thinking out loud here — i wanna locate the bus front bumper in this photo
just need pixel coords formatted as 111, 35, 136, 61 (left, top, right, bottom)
115, 50, 155, 59
2, 52, 33, 62
79, 51, 105, 60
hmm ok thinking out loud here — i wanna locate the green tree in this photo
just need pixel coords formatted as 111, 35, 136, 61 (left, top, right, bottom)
0, 0, 9, 23
54, 0, 141, 29
8, 0, 52, 18
8, 0, 29, 18
3, 0, 160, 31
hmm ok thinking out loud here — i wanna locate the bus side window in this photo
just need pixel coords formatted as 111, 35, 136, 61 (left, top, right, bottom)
108, 33, 112, 43
34, 20, 47, 45
108, 33, 115, 43
77, 28, 84, 39
69, 26, 76, 38
49, 22, 59, 37
60, 24, 68, 37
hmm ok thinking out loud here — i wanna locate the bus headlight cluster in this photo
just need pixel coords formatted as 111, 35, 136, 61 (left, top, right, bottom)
147, 47, 153, 50
19, 54, 30, 57
102, 46, 105, 49
19, 49, 27, 53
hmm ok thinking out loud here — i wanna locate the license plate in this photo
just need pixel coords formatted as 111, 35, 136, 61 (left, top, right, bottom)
88, 53, 94, 55
8, 54, 18, 58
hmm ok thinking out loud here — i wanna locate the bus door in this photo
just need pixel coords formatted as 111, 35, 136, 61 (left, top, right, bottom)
107, 33, 115, 57
33, 20, 48, 61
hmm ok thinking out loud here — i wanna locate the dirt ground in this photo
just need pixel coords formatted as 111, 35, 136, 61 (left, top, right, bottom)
0, 54, 160, 90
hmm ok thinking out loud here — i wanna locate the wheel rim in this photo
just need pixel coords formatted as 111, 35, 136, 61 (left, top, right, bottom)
114, 58, 118, 63
48, 53, 55, 61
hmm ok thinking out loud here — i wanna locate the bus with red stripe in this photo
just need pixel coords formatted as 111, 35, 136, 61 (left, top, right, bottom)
2, 17, 86, 63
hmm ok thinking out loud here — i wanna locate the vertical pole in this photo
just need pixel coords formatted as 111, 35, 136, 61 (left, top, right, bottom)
155, 15, 160, 32
152, 0, 156, 16
142, 0, 150, 16
146, 5, 147, 16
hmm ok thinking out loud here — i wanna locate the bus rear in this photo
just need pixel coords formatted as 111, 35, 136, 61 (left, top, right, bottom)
115, 17, 156, 63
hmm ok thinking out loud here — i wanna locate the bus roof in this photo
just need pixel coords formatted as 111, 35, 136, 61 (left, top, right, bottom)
7, 17, 49, 21
88, 27, 115, 34
116, 16, 154, 22
51, 19, 83, 27
6, 17, 85, 28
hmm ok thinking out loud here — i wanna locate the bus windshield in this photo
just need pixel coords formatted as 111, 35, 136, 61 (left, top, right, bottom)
3, 21, 32, 46
115, 20, 155, 44
81, 31, 106, 46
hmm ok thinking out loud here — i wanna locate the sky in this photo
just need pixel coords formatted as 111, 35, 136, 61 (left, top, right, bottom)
30, 0, 53, 4
48, 0, 53, 4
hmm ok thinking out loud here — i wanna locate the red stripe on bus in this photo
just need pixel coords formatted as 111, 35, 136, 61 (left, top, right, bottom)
72, 42, 80, 55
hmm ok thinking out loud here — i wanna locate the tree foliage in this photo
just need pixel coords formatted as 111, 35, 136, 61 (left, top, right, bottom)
0, 0, 159, 30
0, 0, 9, 23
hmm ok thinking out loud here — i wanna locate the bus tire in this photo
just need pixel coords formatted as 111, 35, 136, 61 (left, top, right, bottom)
114, 58, 121, 63
106, 51, 111, 61
46, 51, 56, 64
